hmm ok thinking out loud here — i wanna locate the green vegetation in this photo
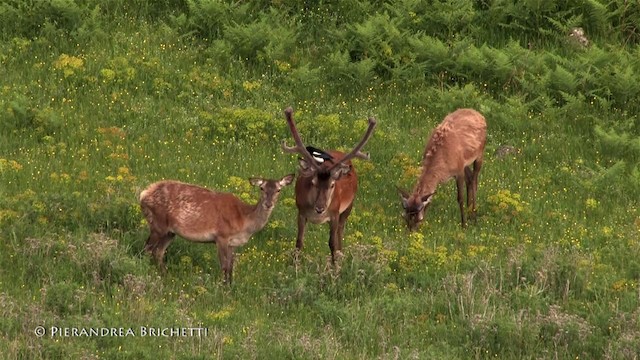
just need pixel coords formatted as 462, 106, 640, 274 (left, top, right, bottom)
1, 0, 639, 358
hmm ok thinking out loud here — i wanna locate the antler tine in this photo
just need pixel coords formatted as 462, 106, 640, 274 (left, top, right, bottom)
354, 151, 371, 160
330, 116, 377, 169
281, 107, 319, 168
281, 140, 300, 153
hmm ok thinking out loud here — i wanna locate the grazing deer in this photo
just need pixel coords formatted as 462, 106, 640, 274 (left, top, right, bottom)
139, 174, 294, 284
398, 108, 487, 231
281, 107, 377, 264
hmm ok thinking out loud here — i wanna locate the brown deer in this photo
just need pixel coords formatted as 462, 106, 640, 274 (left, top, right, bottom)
398, 108, 487, 231
281, 107, 377, 264
139, 174, 294, 284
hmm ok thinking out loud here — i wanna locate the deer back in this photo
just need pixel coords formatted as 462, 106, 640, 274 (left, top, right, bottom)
419, 109, 486, 188
140, 181, 253, 241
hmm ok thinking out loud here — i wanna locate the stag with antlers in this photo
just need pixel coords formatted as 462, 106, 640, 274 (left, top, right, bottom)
281, 107, 377, 264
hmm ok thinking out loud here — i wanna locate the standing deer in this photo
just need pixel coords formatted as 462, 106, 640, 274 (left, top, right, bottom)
139, 174, 294, 284
281, 107, 377, 264
398, 108, 487, 231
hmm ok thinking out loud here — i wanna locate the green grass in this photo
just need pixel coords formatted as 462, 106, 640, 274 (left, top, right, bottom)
1, 3, 639, 359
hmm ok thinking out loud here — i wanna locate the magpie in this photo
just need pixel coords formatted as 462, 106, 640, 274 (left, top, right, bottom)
306, 146, 334, 164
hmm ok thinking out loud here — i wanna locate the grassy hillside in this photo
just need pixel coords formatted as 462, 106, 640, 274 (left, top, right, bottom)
1, 1, 639, 358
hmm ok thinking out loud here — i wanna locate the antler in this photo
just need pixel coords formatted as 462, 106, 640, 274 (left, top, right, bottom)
328, 116, 377, 171
282, 107, 377, 171
281, 107, 321, 171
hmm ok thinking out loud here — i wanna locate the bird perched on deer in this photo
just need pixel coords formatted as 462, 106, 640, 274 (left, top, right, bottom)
398, 108, 486, 231
139, 174, 294, 284
306, 146, 334, 164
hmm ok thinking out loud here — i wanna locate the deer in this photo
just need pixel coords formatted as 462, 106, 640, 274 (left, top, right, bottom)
139, 174, 294, 284
281, 107, 377, 264
398, 108, 487, 232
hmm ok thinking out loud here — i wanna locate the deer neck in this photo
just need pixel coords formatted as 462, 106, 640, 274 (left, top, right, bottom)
413, 153, 448, 196
245, 197, 274, 234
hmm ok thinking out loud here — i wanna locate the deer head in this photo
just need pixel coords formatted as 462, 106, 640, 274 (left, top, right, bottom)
398, 187, 435, 232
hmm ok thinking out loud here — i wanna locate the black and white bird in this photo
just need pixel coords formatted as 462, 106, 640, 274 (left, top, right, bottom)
306, 146, 334, 164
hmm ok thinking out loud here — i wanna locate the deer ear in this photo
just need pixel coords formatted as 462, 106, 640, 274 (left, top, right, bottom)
330, 163, 351, 179
421, 192, 435, 206
401, 197, 409, 209
249, 178, 264, 187
280, 173, 295, 186
298, 159, 317, 176
299, 158, 310, 170
397, 186, 410, 200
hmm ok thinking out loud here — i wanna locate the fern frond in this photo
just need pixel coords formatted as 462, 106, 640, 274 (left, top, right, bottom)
595, 125, 640, 159
583, 0, 611, 34
550, 64, 578, 93
407, 34, 450, 70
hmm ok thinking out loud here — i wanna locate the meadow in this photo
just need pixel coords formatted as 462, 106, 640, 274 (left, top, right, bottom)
0, 1, 639, 359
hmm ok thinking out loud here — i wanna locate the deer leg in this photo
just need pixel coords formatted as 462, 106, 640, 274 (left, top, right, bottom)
153, 232, 175, 273
227, 250, 235, 285
144, 230, 161, 267
471, 158, 483, 222
217, 241, 233, 285
464, 166, 473, 208
456, 175, 466, 227
142, 208, 164, 253
328, 214, 342, 265
336, 204, 353, 253
144, 232, 158, 254
295, 213, 307, 251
